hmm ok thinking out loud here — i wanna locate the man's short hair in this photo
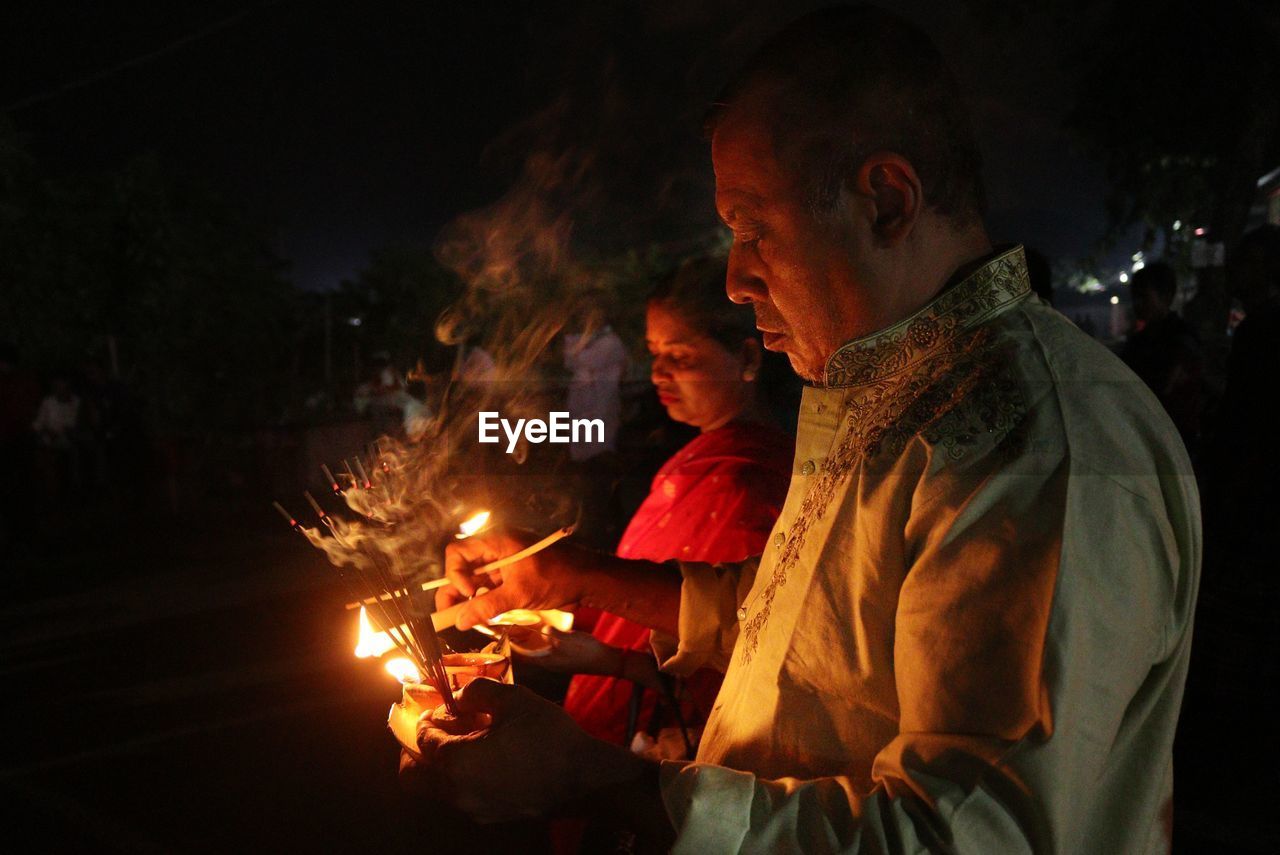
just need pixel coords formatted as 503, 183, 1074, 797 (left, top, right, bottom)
1131, 262, 1178, 305
707, 5, 985, 224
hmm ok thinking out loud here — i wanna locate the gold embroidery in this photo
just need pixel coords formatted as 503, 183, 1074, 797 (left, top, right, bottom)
739, 248, 1032, 664
824, 246, 1029, 389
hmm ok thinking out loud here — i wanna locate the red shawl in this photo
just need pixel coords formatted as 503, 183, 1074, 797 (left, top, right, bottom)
563, 420, 792, 745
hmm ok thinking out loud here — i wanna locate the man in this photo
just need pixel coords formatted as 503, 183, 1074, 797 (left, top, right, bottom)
1191, 226, 1280, 813
407, 8, 1200, 852
1120, 262, 1202, 448
562, 301, 630, 547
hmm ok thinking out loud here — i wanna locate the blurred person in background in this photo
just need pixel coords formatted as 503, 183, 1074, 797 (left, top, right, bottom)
1121, 261, 1203, 452
1190, 226, 1280, 808
561, 297, 629, 548
354, 350, 406, 436
401, 377, 436, 441
32, 375, 81, 449
31, 374, 84, 509
0, 343, 41, 550
1205, 225, 1280, 549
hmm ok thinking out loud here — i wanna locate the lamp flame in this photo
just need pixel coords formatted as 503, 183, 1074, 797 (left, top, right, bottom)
542, 609, 575, 632
354, 606, 398, 659
384, 657, 422, 684
456, 510, 491, 539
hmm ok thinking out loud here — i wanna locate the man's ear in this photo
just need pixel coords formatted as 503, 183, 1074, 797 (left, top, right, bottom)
854, 152, 921, 245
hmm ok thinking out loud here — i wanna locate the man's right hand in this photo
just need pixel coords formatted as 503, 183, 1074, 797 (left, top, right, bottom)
439, 531, 596, 630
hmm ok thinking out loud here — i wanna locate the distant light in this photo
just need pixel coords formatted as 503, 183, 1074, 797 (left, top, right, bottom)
1194, 227, 1206, 236
348, 317, 363, 327
1119, 272, 1130, 284
1131, 261, 1145, 272
1131, 251, 1144, 262
1110, 295, 1120, 305
1172, 220, 1182, 231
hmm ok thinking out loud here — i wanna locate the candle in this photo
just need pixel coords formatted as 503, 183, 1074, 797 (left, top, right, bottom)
386, 652, 510, 756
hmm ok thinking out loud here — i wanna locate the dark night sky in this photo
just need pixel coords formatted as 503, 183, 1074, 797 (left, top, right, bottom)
2, 1, 1122, 290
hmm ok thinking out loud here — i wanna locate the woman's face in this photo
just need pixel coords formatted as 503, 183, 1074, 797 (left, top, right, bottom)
646, 303, 756, 431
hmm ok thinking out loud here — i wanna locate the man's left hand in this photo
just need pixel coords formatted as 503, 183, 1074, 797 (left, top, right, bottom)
399, 678, 648, 823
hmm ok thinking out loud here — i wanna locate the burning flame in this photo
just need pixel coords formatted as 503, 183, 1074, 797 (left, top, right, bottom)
489, 609, 546, 627
384, 657, 422, 684
542, 609, 574, 632
488, 608, 575, 630
456, 510, 491, 539
354, 606, 398, 659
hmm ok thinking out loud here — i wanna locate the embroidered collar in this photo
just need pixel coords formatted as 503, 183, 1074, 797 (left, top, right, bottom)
823, 245, 1031, 388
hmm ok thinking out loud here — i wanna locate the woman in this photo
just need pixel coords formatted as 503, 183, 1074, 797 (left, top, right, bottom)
536, 255, 793, 751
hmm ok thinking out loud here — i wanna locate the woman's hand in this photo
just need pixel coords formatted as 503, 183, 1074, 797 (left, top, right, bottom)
438, 530, 600, 630
530, 629, 623, 675
436, 530, 681, 637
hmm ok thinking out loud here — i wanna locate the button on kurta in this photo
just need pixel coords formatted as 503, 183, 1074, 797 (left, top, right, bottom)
773, 531, 785, 548
800, 459, 816, 475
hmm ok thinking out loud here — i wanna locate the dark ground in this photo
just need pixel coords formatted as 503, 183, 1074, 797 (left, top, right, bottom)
2, 498, 1274, 853
1, 504, 443, 852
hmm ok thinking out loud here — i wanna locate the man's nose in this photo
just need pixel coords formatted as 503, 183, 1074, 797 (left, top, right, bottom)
726, 243, 764, 305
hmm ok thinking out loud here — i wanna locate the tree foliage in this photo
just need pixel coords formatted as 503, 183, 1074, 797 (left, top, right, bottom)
970, 0, 1280, 251
336, 243, 463, 375
0, 122, 297, 430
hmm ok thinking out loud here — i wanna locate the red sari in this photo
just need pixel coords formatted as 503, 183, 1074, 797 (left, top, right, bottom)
562, 420, 792, 746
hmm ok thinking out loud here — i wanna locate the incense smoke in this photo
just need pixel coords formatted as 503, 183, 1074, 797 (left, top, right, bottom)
293, 2, 797, 586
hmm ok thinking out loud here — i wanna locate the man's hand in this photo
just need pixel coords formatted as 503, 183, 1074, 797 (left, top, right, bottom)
399, 678, 649, 823
439, 530, 597, 630
528, 629, 622, 675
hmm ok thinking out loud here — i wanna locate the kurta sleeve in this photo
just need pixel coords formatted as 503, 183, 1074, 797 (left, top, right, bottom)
657, 428, 1194, 853
651, 558, 757, 676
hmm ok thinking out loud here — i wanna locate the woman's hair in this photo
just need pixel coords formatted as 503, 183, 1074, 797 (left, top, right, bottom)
647, 255, 800, 428
647, 255, 758, 350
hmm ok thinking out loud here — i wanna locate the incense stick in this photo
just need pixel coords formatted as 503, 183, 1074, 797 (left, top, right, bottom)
341, 524, 575, 610
273, 493, 547, 718
321, 464, 342, 494
275, 500, 428, 672
405, 586, 458, 716
273, 501, 301, 529
477, 525, 574, 573
352, 458, 372, 490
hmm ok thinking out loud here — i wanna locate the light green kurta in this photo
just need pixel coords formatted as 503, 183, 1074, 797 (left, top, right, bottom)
652, 247, 1200, 854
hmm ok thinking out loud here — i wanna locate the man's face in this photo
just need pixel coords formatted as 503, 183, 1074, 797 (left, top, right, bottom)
713, 96, 870, 383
